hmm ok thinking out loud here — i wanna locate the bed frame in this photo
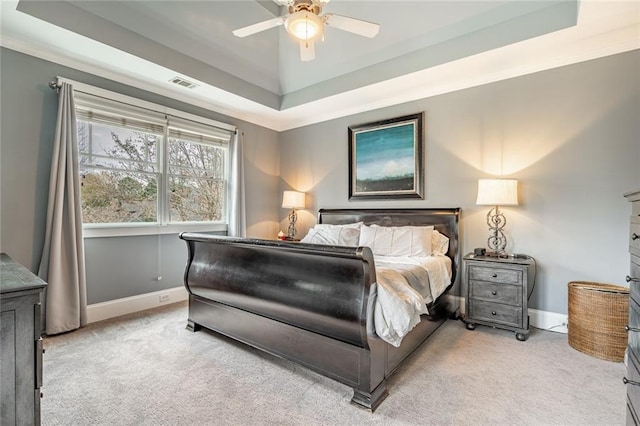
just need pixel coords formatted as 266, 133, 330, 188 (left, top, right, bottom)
179, 208, 460, 410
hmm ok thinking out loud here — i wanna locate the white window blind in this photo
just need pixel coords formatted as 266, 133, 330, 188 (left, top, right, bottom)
168, 116, 232, 143
71, 86, 235, 234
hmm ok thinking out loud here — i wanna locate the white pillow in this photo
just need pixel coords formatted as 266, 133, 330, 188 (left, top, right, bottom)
300, 224, 361, 246
358, 225, 434, 256
432, 230, 450, 256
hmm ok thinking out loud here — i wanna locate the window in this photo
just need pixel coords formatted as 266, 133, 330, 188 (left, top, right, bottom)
78, 121, 161, 224
166, 125, 226, 222
73, 89, 235, 235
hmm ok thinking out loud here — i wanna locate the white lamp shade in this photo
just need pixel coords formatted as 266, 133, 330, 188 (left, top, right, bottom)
476, 179, 518, 206
282, 191, 306, 209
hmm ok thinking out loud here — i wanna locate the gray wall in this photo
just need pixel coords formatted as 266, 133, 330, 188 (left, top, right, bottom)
0, 48, 280, 304
280, 50, 640, 314
84, 235, 188, 304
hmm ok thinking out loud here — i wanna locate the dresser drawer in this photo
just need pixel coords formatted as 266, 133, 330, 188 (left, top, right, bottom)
631, 256, 640, 306
633, 283, 640, 309
632, 217, 640, 256
469, 265, 522, 285
469, 280, 522, 306
627, 351, 640, 423
630, 297, 640, 362
627, 402, 639, 426
632, 199, 640, 217
468, 299, 522, 328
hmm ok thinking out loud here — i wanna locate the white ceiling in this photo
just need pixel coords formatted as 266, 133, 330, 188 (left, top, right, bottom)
0, 1, 638, 131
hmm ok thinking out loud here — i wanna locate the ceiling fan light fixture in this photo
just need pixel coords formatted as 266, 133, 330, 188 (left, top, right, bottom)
285, 10, 323, 42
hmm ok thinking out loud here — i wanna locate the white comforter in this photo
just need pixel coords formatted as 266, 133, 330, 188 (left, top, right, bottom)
373, 255, 452, 347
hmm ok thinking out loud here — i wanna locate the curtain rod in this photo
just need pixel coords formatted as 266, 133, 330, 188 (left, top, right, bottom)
49, 80, 61, 92
46, 77, 236, 133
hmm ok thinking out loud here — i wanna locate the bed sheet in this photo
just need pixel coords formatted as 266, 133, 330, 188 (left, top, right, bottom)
373, 255, 452, 347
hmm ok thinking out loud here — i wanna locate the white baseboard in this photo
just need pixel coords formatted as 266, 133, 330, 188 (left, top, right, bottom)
529, 308, 568, 334
453, 296, 568, 334
87, 286, 188, 324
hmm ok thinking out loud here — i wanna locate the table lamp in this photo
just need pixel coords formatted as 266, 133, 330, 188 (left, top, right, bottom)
476, 179, 518, 254
282, 191, 305, 239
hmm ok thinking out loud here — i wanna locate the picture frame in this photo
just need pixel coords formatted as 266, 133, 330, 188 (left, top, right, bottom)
348, 112, 424, 200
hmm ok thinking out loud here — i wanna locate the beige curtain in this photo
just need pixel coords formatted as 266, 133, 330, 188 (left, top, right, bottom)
38, 82, 87, 335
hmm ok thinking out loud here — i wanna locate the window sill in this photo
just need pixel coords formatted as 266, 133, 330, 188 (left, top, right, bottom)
82, 223, 227, 238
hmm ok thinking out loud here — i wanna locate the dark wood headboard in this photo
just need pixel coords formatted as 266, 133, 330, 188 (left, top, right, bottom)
318, 208, 461, 287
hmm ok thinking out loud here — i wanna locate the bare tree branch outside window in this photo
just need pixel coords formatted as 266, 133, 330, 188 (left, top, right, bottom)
77, 120, 225, 224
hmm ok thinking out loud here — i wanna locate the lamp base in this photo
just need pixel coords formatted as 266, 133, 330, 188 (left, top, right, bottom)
486, 206, 508, 252
287, 208, 298, 239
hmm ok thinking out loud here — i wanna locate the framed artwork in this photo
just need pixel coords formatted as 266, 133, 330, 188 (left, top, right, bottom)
348, 112, 424, 200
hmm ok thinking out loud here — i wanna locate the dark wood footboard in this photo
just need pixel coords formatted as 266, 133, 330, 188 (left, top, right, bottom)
179, 208, 460, 410
180, 236, 377, 346
180, 235, 388, 408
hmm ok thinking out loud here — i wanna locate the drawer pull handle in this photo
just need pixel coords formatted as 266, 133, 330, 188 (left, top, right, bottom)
491, 311, 497, 315
625, 325, 640, 332
633, 233, 639, 241
623, 377, 640, 387
492, 273, 498, 278
626, 276, 640, 283
491, 290, 497, 296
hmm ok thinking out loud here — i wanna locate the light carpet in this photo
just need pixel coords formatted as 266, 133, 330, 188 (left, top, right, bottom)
42, 301, 626, 425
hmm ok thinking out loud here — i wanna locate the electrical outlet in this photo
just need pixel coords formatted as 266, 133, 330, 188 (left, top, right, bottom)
159, 294, 170, 303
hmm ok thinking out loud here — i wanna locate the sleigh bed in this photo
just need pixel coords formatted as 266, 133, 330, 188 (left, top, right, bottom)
179, 208, 460, 410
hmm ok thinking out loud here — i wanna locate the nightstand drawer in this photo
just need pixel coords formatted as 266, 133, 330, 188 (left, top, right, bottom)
468, 299, 522, 328
469, 280, 522, 306
469, 266, 521, 285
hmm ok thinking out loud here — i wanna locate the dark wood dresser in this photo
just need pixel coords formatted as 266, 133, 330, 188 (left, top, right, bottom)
625, 189, 640, 425
0, 253, 47, 425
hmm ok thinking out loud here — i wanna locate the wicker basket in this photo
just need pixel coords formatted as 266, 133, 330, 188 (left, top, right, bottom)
567, 281, 629, 362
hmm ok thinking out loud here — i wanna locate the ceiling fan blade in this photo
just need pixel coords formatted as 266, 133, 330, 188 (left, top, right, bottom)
233, 16, 285, 38
323, 13, 380, 38
299, 40, 315, 62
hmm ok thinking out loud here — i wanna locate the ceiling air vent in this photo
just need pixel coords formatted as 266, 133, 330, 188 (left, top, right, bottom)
169, 77, 198, 89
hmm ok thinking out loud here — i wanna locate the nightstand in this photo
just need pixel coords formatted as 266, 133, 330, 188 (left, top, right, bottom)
463, 253, 536, 341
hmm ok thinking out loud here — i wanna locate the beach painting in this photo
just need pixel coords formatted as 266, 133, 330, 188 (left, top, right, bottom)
349, 113, 424, 199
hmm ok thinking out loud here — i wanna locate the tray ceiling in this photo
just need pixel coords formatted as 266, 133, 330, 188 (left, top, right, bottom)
1, 1, 638, 130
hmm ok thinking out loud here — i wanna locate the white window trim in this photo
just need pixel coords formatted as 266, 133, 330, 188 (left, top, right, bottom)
82, 223, 228, 238
57, 76, 237, 238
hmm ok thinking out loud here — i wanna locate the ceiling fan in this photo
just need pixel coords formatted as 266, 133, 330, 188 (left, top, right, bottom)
232, 0, 380, 62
